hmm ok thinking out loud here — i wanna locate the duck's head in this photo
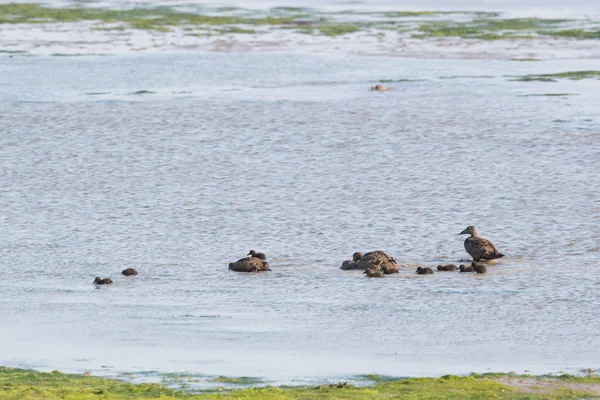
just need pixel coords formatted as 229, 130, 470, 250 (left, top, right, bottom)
93, 277, 101, 283
459, 226, 477, 236
247, 250, 256, 256
352, 252, 363, 261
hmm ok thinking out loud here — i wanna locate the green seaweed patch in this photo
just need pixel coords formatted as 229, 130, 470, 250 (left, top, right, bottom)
511, 58, 540, 61
518, 93, 578, 97
541, 29, 600, 39
415, 18, 571, 39
0, 4, 306, 31
511, 70, 600, 82
439, 75, 495, 79
51, 53, 113, 56
212, 375, 264, 384
131, 90, 156, 95
0, 49, 27, 53
1, 367, 600, 399
371, 79, 426, 83
85, 92, 111, 95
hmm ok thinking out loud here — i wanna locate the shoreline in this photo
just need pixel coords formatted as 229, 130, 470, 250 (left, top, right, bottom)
1, 366, 599, 398
2, 4, 600, 59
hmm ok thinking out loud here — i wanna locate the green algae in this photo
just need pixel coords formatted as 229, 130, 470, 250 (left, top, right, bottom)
518, 93, 578, 97
2, 3, 600, 41
511, 58, 541, 61
511, 71, 600, 82
212, 376, 264, 384
2, 367, 600, 400
541, 29, 600, 39
414, 18, 575, 40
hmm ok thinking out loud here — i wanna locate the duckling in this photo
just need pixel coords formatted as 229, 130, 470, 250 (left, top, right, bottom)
459, 226, 504, 262
364, 269, 385, 278
356, 250, 397, 271
340, 260, 358, 270
121, 268, 138, 276
370, 84, 389, 91
416, 267, 433, 275
352, 252, 363, 261
459, 265, 474, 272
437, 264, 458, 271
93, 277, 113, 285
247, 250, 266, 260
473, 263, 487, 274
381, 261, 399, 274
229, 257, 271, 272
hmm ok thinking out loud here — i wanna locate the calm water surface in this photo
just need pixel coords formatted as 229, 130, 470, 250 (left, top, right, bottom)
0, 52, 599, 384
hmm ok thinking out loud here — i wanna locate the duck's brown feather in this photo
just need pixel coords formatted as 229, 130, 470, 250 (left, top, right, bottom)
464, 237, 504, 261
229, 257, 271, 272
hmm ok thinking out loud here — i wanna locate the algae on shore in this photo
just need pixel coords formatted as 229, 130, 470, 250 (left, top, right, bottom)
2, 3, 600, 40
511, 71, 600, 82
1, 367, 600, 399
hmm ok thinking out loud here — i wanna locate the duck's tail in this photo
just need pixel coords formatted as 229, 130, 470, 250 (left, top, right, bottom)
491, 252, 505, 259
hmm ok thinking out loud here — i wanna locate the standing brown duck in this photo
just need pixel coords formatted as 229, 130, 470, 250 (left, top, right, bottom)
229, 257, 271, 272
459, 226, 504, 262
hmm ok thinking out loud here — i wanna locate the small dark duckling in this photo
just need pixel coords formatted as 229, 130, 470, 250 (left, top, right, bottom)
364, 269, 385, 278
416, 267, 433, 275
247, 250, 266, 260
459, 265, 474, 272
341, 260, 358, 270
381, 262, 399, 274
122, 268, 138, 276
437, 264, 458, 271
370, 84, 389, 91
352, 252, 363, 261
473, 263, 487, 274
93, 277, 113, 285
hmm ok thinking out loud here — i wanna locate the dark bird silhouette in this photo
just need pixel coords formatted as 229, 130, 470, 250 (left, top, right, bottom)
437, 264, 458, 271
229, 257, 271, 272
364, 269, 385, 278
459, 265, 474, 272
459, 226, 504, 262
93, 277, 113, 284
416, 267, 433, 275
122, 268, 138, 276
247, 250, 266, 260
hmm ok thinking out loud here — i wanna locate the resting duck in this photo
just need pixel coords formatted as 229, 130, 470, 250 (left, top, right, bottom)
247, 250, 266, 260
459, 264, 474, 272
229, 257, 271, 272
370, 84, 389, 91
355, 250, 398, 271
94, 277, 113, 284
122, 268, 138, 276
416, 267, 433, 275
473, 263, 487, 274
364, 269, 385, 278
437, 264, 458, 271
459, 226, 504, 262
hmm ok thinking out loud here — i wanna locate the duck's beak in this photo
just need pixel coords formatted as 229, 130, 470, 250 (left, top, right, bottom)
459, 228, 469, 235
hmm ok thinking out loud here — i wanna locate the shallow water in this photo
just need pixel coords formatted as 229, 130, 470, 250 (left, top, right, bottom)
1, 51, 599, 385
